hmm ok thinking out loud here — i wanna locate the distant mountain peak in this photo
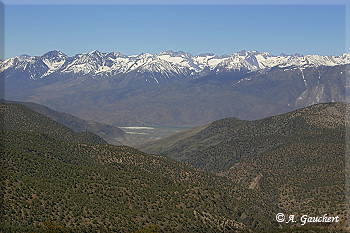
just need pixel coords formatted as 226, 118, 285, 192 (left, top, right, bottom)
42, 50, 68, 61
88, 49, 103, 56
18, 54, 31, 59
2, 50, 350, 81
159, 50, 175, 55
292, 52, 304, 57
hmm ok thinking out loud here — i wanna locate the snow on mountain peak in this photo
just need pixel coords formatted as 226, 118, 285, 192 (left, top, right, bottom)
18, 54, 31, 60
43, 50, 67, 59
2, 50, 350, 80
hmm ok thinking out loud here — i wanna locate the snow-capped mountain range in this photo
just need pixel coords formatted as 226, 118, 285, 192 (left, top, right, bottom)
2, 49, 349, 127
1, 50, 350, 82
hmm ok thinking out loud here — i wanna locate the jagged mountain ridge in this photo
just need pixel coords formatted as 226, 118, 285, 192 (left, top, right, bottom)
2, 50, 349, 126
2, 50, 350, 83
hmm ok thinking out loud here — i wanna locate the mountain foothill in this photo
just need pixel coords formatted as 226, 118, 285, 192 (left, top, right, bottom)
1, 49, 349, 232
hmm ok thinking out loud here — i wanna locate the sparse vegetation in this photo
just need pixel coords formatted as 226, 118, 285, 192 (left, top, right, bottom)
141, 102, 349, 231
1, 102, 348, 232
0, 102, 277, 232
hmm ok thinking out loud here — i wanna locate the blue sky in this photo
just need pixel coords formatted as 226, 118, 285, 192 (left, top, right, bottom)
3, 2, 347, 58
